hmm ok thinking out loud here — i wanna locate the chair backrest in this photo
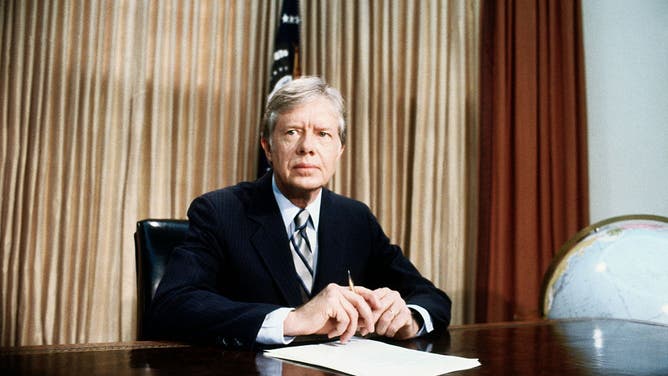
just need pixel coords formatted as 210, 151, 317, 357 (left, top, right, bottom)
541, 214, 668, 325
134, 219, 189, 340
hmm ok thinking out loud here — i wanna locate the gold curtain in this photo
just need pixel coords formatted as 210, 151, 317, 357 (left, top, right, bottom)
1, 0, 479, 346
303, 0, 480, 327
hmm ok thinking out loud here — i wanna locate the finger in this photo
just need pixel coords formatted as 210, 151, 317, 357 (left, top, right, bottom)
322, 286, 360, 338
342, 289, 375, 334
327, 303, 350, 339
372, 287, 393, 299
309, 285, 350, 339
385, 307, 412, 338
375, 307, 393, 335
351, 286, 383, 311
373, 288, 399, 320
335, 295, 359, 342
375, 291, 404, 335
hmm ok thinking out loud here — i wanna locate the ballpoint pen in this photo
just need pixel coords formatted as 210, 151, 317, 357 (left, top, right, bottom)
347, 269, 356, 294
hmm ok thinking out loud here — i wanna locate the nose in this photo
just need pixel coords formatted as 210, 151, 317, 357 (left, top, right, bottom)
297, 132, 316, 154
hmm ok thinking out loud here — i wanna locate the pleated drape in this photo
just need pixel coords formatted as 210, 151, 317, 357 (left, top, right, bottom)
1, 0, 278, 346
476, 0, 589, 323
302, 0, 480, 327
1, 0, 479, 345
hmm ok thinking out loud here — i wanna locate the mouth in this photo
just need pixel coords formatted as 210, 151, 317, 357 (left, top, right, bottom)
292, 163, 319, 172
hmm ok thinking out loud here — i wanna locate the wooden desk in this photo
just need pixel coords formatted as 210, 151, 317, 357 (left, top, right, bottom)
2, 319, 667, 375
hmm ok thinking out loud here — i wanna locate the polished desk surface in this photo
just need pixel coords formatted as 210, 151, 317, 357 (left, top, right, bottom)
2, 319, 667, 375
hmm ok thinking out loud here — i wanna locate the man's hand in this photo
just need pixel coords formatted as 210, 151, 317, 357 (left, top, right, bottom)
283, 283, 381, 343
370, 287, 420, 340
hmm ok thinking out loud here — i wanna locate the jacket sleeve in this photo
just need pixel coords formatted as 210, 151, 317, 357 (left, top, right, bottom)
363, 209, 453, 334
148, 194, 280, 349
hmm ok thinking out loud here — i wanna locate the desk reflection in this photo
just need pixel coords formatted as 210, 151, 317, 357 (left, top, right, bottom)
127, 335, 447, 376
554, 320, 668, 376
256, 354, 330, 376
3, 319, 667, 375
446, 319, 668, 376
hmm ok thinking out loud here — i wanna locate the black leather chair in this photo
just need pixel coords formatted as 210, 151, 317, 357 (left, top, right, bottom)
134, 219, 189, 340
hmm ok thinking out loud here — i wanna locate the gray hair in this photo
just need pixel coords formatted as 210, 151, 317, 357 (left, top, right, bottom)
261, 76, 347, 145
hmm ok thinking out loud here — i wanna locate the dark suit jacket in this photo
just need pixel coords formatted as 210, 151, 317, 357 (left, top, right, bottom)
149, 172, 451, 349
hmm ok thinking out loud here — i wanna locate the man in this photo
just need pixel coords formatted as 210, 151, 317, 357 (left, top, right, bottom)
150, 77, 451, 349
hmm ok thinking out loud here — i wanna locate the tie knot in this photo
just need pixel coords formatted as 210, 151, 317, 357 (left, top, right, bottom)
294, 209, 310, 230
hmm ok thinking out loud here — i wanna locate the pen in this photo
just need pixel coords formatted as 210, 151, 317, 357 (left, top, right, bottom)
347, 269, 356, 294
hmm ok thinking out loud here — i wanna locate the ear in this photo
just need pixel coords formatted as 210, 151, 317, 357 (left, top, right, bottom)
260, 137, 272, 164
336, 144, 345, 160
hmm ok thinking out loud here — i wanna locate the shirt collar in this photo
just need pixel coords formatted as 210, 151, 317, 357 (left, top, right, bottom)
271, 174, 322, 233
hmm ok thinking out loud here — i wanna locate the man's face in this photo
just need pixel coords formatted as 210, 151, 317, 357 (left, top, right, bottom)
261, 97, 344, 201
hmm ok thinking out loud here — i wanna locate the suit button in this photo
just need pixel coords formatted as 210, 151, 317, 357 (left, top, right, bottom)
233, 338, 243, 348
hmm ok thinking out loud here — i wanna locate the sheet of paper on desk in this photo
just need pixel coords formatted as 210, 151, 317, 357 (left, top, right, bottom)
263, 337, 481, 376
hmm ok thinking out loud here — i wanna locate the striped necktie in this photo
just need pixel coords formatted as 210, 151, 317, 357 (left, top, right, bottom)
290, 209, 314, 296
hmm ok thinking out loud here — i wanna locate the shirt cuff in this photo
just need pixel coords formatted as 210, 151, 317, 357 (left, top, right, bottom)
406, 304, 434, 335
256, 307, 296, 345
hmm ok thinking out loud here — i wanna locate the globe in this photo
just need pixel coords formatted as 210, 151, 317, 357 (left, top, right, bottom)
543, 215, 668, 325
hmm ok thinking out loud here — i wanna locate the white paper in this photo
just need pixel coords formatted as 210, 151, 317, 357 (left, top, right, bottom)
263, 337, 481, 376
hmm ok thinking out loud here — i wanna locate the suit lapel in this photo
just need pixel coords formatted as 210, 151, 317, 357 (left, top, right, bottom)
247, 174, 304, 307
313, 190, 349, 293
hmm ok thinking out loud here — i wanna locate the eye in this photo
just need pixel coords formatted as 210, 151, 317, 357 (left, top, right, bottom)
286, 129, 297, 136
319, 131, 331, 138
